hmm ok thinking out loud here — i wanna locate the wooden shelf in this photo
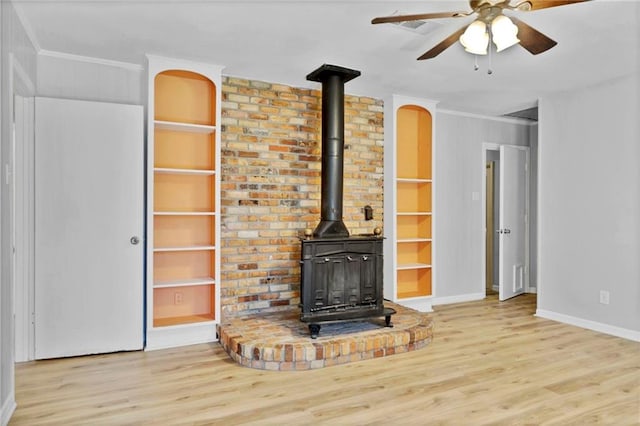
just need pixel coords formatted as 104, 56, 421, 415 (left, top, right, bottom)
154, 215, 215, 250
153, 244, 215, 283
154, 211, 216, 216
153, 283, 215, 327
154, 168, 215, 175
397, 178, 432, 183
154, 128, 214, 170
154, 245, 215, 252
397, 181, 431, 213
397, 267, 432, 298
397, 289, 432, 300
397, 212, 432, 216
397, 215, 431, 240
155, 120, 216, 134
398, 238, 432, 243
398, 240, 431, 266
154, 277, 216, 288
153, 314, 215, 328
397, 263, 432, 270
154, 173, 214, 213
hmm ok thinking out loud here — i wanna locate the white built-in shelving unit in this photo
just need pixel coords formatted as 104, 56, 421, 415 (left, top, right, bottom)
146, 55, 223, 349
384, 95, 437, 312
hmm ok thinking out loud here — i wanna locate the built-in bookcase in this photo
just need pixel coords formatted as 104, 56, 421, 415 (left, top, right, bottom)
384, 96, 437, 312
146, 56, 223, 349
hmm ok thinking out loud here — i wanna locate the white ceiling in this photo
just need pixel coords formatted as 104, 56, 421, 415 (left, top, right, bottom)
13, 0, 640, 115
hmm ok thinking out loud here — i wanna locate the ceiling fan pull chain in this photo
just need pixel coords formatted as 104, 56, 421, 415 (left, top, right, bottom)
487, 29, 494, 75
474, 55, 479, 71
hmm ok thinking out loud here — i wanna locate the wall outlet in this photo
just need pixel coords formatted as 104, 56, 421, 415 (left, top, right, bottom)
599, 290, 610, 305
174, 292, 183, 305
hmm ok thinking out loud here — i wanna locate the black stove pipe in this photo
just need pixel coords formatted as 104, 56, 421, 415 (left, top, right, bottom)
306, 64, 361, 238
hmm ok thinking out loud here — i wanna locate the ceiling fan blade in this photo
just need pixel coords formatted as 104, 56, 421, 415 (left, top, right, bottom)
372, 11, 467, 25
511, 17, 557, 55
520, 0, 591, 11
417, 26, 468, 60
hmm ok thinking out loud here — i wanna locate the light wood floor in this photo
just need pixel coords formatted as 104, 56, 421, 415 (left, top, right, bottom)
11, 294, 640, 425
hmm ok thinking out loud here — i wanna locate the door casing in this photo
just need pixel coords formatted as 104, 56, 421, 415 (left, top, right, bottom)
10, 54, 36, 362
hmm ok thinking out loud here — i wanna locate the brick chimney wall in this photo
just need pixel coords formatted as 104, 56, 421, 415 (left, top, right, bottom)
220, 76, 384, 317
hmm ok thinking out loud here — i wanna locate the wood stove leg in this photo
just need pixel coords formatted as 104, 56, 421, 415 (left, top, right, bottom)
309, 324, 321, 339
385, 315, 394, 328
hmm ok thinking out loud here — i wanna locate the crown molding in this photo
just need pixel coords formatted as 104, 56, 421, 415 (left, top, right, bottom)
39, 50, 144, 72
438, 108, 537, 126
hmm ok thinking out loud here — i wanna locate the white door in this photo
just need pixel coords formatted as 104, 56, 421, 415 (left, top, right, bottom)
498, 145, 529, 301
35, 97, 144, 359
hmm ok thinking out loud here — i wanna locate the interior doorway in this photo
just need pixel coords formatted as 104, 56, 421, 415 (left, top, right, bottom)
482, 143, 530, 301
485, 156, 499, 295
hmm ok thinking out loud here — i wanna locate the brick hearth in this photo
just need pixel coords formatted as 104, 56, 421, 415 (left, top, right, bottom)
217, 302, 433, 370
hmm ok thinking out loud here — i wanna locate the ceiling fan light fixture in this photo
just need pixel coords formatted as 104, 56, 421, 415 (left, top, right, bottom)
459, 20, 489, 55
491, 15, 520, 52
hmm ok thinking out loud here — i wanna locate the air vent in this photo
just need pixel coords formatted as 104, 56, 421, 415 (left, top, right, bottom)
386, 13, 443, 35
394, 20, 427, 30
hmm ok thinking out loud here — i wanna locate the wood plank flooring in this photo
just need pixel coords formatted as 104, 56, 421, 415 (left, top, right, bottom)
11, 294, 640, 425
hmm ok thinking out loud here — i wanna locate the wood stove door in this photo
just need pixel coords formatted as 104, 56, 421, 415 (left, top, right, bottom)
312, 255, 349, 308
345, 255, 362, 305
358, 254, 378, 305
311, 253, 378, 309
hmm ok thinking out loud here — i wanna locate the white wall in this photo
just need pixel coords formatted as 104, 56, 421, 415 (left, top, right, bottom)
434, 112, 533, 299
538, 74, 640, 336
37, 52, 144, 105
0, 2, 37, 424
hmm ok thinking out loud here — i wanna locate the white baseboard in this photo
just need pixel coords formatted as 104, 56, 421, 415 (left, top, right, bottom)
145, 322, 218, 351
396, 297, 433, 313
432, 292, 485, 306
1, 392, 16, 426
536, 309, 640, 342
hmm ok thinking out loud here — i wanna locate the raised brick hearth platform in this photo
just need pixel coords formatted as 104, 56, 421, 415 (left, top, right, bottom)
217, 302, 433, 370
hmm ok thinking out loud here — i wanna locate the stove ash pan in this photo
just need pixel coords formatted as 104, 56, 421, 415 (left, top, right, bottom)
299, 235, 395, 338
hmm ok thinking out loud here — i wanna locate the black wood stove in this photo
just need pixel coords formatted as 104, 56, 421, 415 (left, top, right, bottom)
299, 64, 394, 338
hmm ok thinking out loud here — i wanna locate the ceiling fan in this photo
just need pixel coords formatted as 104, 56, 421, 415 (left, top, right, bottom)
372, 0, 590, 60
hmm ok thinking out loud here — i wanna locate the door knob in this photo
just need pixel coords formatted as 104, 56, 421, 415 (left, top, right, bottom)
130, 236, 140, 245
